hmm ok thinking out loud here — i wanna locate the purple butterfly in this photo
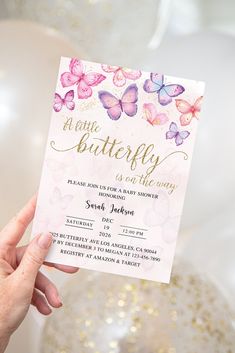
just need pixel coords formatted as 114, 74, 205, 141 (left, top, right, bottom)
166, 122, 190, 146
53, 90, 75, 112
98, 84, 138, 120
143, 73, 185, 106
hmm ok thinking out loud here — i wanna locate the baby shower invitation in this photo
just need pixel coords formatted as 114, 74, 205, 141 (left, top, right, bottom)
32, 57, 205, 283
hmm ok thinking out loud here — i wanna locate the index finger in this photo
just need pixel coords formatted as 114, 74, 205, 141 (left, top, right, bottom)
0, 194, 37, 248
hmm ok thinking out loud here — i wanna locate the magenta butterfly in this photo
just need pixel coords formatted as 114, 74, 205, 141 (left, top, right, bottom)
144, 73, 185, 106
53, 90, 75, 112
166, 122, 190, 146
98, 84, 138, 120
60, 58, 106, 99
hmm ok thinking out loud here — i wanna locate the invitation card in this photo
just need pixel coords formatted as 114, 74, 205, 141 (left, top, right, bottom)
32, 57, 205, 283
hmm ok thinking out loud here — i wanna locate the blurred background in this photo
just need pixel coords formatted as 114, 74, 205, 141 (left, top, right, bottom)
0, 0, 235, 352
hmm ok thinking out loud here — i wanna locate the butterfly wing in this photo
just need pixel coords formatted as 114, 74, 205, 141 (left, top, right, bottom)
61, 195, 74, 209
144, 73, 163, 93
69, 58, 83, 77
107, 105, 123, 120
143, 76, 160, 95
122, 102, 137, 117
122, 68, 142, 80
143, 103, 157, 125
154, 113, 169, 125
175, 98, 192, 125
50, 187, 61, 204
179, 130, 190, 139
64, 90, 75, 110
180, 113, 193, 126
83, 72, 106, 87
50, 187, 73, 209
113, 69, 126, 87
194, 96, 203, 118
46, 159, 66, 182
121, 84, 138, 117
101, 64, 119, 73
98, 91, 119, 109
175, 130, 190, 146
121, 84, 138, 103
53, 93, 63, 112
61, 58, 81, 88
164, 84, 185, 97
98, 91, 122, 120
77, 79, 92, 99
101, 65, 126, 86
151, 73, 164, 86
175, 99, 192, 113
159, 84, 185, 106
158, 88, 173, 105
166, 122, 178, 139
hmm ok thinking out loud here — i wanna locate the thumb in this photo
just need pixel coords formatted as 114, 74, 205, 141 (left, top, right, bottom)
15, 233, 52, 285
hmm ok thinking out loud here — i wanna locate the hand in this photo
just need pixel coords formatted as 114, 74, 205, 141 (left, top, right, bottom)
0, 195, 78, 353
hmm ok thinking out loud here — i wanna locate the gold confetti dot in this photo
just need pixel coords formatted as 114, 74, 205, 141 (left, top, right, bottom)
130, 326, 137, 333
125, 284, 134, 291
85, 320, 92, 327
79, 330, 87, 342
109, 341, 118, 348
118, 311, 126, 318
118, 299, 125, 307
106, 317, 113, 324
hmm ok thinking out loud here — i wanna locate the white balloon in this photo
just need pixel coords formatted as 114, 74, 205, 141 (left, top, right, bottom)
2, 0, 163, 64
137, 32, 235, 230
42, 265, 235, 353
181, 202, 235, 304
0, 20, 82, 229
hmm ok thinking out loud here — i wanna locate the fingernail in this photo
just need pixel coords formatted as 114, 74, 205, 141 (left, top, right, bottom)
38, 233, 52, 249
57, 294, 63, 307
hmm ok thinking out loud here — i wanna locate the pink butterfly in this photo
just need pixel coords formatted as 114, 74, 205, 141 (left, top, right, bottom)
101, 64, 141, 87
60, 58, 106, 99
33, 206, 65, 235
50, 187, 73, 210
143, 103, 168, 126
53, 90, 75, 112
98, 84, 138, 120
175, 96, 203, 126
